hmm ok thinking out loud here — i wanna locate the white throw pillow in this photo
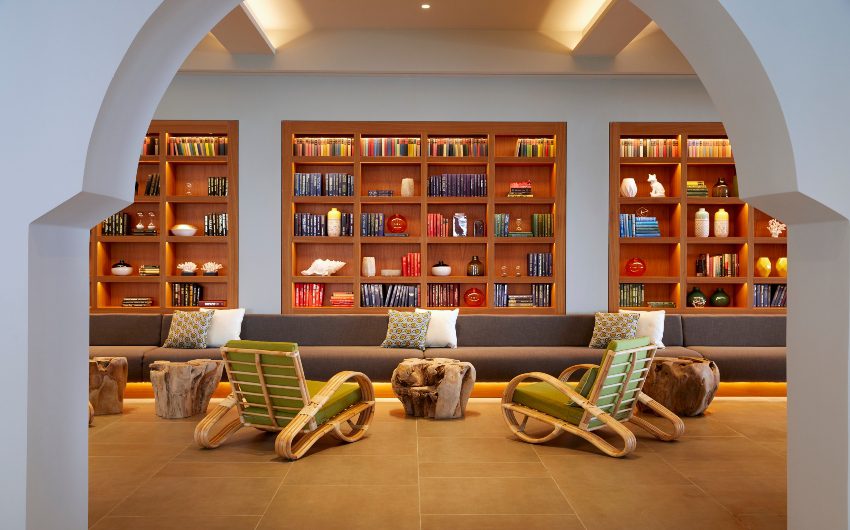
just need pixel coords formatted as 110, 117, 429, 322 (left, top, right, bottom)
199, 308, 245, 347
415, 308, 459, 348
619, 309, 665, 348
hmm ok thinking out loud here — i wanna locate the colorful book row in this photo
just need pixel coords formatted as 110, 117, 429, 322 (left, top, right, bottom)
619, 138, 680, 158
167, 136, 228, 157
361, 137, 421, 157
171, 283, 202, 307
428, 138, 487, 157
619, 214, 661, 238
428, 284, 459, 307
294, 283, 325, 307
695, 253, 740, 278
514, 138, 555, 158
687, 138, 732, 158
293, 172, 353, 197
619, 283, 645, 307
293, 137, 352, 157
428, 173, 487, 197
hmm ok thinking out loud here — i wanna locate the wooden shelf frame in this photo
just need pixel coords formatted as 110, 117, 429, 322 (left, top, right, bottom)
90, 120, 239, 313
282, 121, 566, 314
609, 122, 787, 313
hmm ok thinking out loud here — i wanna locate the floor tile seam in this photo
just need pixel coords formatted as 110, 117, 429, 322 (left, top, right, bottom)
653, 451, 742, 520
253, 460, 292, 530
416, 417, 422, 530
535, 451, 590, 529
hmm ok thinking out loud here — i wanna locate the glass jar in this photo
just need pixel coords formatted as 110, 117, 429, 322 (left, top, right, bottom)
467, 255, 484, 276
712, 177, 730, 197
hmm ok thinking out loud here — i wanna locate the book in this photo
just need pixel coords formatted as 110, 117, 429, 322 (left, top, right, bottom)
198, 300, 227, 308
619, 283, 645, 307
428, 284, 459, 307
294, 283, 325, 307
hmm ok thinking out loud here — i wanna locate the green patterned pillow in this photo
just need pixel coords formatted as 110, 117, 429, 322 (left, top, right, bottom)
588, 312, 639, 348
381, 310, 432, 350
162, 310, 215, 349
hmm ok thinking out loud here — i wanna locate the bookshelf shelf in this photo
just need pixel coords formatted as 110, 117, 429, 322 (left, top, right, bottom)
90, 120, 238, 313
283, 121, 566, 314
610, 122, 786, 313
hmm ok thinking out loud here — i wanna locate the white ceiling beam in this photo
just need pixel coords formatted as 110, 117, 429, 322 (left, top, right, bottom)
571, 0, 650, 57
210, 3, 275, 55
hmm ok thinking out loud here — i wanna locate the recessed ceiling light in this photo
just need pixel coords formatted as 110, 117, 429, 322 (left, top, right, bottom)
421, 4, 430, 9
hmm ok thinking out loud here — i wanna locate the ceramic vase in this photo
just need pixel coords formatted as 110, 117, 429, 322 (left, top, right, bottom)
756, 257, 772, 278
401, 178, 415, 197
467, 255, 484, 276
695, 208, 710, 238
327, 207, 341, 237
776, 257, 787, 278
710, 288, 731, 307
361, 256, 376, 277
687, 287, 708, 308
620, 178, 637, 198
714, 208, 729, 238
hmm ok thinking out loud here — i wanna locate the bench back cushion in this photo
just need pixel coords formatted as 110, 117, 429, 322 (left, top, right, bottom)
241, 315, 389, 346
682, 315, 785, 346
90, 314, 163, 346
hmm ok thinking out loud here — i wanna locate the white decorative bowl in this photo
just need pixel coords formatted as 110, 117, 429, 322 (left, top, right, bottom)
381, 269, 402, 277
170, 224, 197, 237
111, 266, 132, 276
431, 265, 452, 276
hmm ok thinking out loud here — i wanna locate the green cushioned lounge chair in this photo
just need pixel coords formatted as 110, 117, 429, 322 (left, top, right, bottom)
501, 337, 684, 457
194, 340, 375, 460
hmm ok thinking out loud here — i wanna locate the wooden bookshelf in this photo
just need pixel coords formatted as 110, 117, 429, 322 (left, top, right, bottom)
609, 122, 787, 313
90, 120, 239, 312
282, 121, 566, 314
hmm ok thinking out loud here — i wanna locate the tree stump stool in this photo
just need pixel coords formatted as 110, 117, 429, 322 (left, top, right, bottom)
149, 359, 223, 419
89, 356, 128, 415
391, 358, 476, 419
642, 356, 720, 416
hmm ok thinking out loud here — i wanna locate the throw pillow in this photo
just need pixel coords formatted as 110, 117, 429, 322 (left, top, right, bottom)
162, 310, 215, 349
588, 312, 639, 348
415, 307, 459, 348
381, 310, 432, 351
619, 309, 666, 348
200, 307, 246, 347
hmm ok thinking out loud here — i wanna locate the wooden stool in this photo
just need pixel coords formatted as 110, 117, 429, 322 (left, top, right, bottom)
642, 356, 720, 416
150, 359, 223, 419
89, 356, 128, 415
391, 357, 476, 419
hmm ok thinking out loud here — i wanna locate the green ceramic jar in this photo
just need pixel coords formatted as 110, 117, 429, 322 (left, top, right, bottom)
687, 287, 708, 307
710, 288, 731, 307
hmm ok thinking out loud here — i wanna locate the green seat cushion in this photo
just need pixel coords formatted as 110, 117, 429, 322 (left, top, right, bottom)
512, 381, 586, 425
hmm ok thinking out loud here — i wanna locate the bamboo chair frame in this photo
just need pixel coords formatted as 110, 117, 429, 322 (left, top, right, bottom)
194, 345, 376, 460
502, 343, 684, 457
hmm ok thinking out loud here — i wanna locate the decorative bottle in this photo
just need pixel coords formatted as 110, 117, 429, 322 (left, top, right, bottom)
467, 255, 484, 276
714, 208, 729, 238
695, 208, 710, 238
712, 177, 730, 197
327, 207, 341, 237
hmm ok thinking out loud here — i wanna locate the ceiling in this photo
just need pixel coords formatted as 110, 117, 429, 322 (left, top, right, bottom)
182, 0, 694, 75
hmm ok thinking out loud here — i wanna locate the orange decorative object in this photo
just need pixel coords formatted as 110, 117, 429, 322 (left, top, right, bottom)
624, 257, 647, 276
463, 287, 484, 307
386, 214, 407, 234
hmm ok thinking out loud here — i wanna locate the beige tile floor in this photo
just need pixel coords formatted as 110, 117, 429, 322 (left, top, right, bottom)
89, 398, 786, 529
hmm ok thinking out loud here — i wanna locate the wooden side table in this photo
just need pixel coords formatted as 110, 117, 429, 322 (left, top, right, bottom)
149, 359, 223, 419
89, 356, 128, 415
391, 357, 476, 419
642, 356, 720, 416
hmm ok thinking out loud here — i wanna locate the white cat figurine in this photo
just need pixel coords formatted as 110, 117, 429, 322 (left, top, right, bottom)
648, 173, 666, 197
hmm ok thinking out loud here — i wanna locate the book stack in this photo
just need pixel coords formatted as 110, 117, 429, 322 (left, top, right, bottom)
198, 300, 226, 308
696, 253, 740, 277
428, 284, 459, 307
428, 174, 487, 197
401, 253, 420, 276
532, 284, 552, 307
360, 213, 385, 237
121, 297, 153, 308
619, 138, 680, 158
531, 214, 553, 237
294, 283, 325, 307
619, 214, 661, 237
101, 212, 130, 236
688, 138, 732, 158
427, 213, 452, 237
754, 284, 787, 307
168, 136, 227, 157
507, 294, 534, 307
367, 190, 394, 197
172, 283, 202, 307
141, 173, 160, 196
619, 283, 645, 307
204, 213, 228, 236
494, 213, 511, 237
515, 138, 555, 158
527, 253, 553, 277
324, 173, 353, 196
428, 138, 487, 157
142, 136, 159, 156
293, 137, 352, 157
294, 213, 324, 236
360, 284, 420, 308
207, 176, 228, 196
294, 173, 323, 196
361, 137, 421, 157
687, 180, 709, 197
647, 301, 676, 309
507, 180, 533, 198
138, 265, 160, 276
330, 291, 354, 307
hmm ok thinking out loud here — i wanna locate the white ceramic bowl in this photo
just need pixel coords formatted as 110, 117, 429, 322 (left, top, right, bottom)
170, 224, 197, 237
111, 266, 132, 276
431, 265, 452, 276
381, 269, 402, 277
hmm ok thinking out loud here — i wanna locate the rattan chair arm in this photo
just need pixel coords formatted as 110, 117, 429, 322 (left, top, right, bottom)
558, 363, 598, 382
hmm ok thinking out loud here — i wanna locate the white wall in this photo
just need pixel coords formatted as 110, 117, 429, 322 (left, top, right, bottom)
156, 74, 720, 313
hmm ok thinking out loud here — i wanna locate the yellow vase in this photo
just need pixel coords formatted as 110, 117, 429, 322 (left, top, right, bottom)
776, 257, 787, 278
756, 257, 772, 278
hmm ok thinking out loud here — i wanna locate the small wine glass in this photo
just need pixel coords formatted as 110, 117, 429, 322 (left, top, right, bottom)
500, 265, 508, 277
185, 182, 193, 196
147, 212, 156, 232
515, 265, 522, 277
515, 218, 524, 233
135, 212, 145, 231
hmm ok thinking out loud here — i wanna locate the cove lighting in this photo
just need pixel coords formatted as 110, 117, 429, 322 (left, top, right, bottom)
421, 4, 431, 9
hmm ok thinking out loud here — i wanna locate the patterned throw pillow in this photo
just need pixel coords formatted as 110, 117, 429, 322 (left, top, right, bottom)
162, 310, 215, 349
588, 312, 640, 348
381, 310, 432, 350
